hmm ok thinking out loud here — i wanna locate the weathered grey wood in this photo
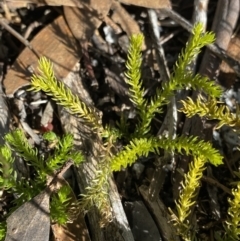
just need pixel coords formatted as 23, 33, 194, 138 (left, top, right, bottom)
59, 63, 134, 241
5, 191, 50, 241
5, 162, 73, 241
199, 0, 239, 78
139, 185, 180, 241
0, 84, 9, 144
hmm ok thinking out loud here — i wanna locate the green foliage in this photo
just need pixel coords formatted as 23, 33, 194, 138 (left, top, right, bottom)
0, 145, 15, 189
124, 24, 222, 137
26, 22, 240, 241
0, 132, 41, 206
152, 25, 221, 110
125, 34, 145, 108
79, 163, 112, 227
91, 23, 221, 230
180, 95, 240, 129
5, 129, 44, 171
46, 133, 83, 170
43, 131, 58, 142
0, 222, 6, 241
224, 183, 240, 240
29, 57, 102, 132
171, 24, 216, 94
205, 178, 240, 241
174, 156, 207, 240
50, 185, 73, 225
110, 136, 222, 171
125, 34, 149, 135
0, 129, 83, 240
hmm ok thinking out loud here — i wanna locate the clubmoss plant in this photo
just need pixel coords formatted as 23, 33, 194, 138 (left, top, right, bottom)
125, 24, 222, 137
180, 95, 240, 129
27, 22, 240, 240
0, 129, 83, 240
181, 98, 240, 240
170, 156, 207, 240
50, 184, 75, 225
31, 59, 100, 130
0, 223, 6, 241
223, 182, 240, 241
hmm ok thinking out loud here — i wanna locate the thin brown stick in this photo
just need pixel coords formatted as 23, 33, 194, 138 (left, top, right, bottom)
0, 18, 40, 58
202, 175, 232, 195
199, 0, 239, 78
158, 7, 240, 77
